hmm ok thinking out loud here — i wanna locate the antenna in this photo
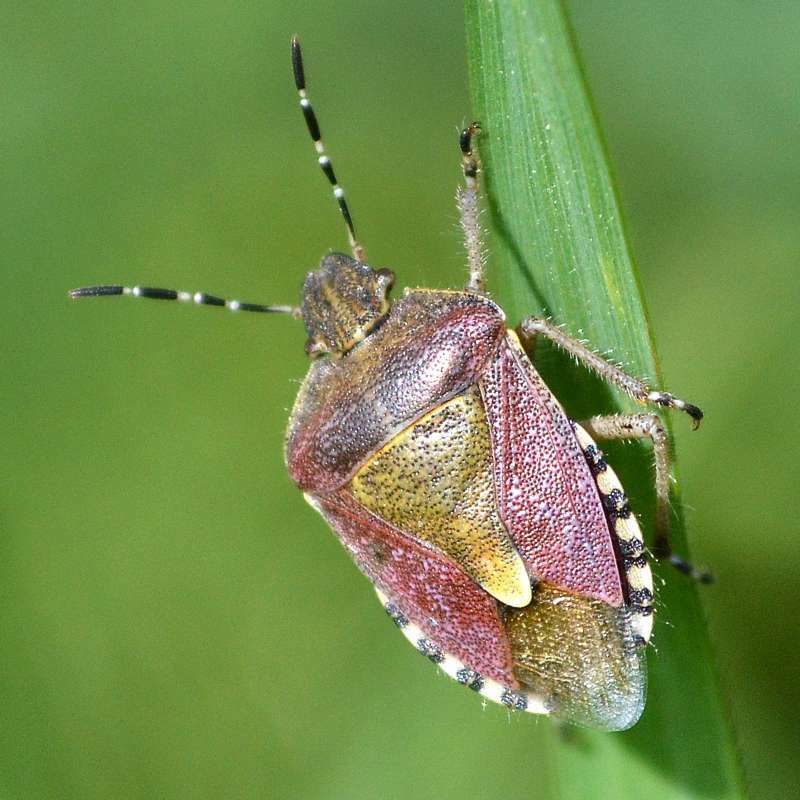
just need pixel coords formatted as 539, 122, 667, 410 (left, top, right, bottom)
69, 284, 301, 317
291, 36, 365, 262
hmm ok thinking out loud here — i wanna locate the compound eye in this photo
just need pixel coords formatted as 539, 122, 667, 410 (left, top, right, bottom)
305, 338, 330, 359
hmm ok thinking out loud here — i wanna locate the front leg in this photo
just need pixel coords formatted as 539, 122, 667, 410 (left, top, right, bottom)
457, 122, 487, 294
580, 413, 712, 584
518, 317, 703, 428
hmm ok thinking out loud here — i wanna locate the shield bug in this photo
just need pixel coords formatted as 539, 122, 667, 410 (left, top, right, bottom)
70, 37, 709, 731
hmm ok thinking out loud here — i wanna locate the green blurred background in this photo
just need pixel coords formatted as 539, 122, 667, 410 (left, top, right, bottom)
3, 2, 798, 798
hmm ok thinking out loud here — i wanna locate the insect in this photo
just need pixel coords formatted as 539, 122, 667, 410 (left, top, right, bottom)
71, 37, 708, 731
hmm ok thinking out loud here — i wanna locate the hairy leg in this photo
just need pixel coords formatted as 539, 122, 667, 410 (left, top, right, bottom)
458, 122, 487, 294
518, 316, 704, 428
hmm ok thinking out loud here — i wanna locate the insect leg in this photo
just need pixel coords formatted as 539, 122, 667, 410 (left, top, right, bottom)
518, 317, 704, 428
579, 413, 712, 583
291, 36, 365, 262
69, 284, 302, 317
458, 122, 487, 294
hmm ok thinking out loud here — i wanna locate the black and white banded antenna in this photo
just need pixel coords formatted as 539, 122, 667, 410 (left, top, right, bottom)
291, 35, 365, 262
68, 284, 302, 318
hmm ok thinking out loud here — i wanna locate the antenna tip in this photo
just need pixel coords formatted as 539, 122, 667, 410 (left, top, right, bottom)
69, 285, 125, 299
291, 36, 306, 91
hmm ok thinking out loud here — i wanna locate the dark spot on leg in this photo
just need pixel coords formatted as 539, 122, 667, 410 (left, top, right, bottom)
685, 403, 704, 427
669, 553, 715, 584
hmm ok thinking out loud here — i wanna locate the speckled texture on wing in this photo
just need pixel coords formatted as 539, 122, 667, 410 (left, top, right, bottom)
286, 290, 506, 494
507, 583, 646, 731
311, 489, 518, 687
349, 387, 531, 608
480, 331, 624, 606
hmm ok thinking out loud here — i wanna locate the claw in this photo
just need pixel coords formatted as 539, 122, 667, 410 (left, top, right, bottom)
655, 537, 713, 583
684, 403, 704, 430
647, 391, 704, 429
669, 553, 714, 584
459, 121, 482, 156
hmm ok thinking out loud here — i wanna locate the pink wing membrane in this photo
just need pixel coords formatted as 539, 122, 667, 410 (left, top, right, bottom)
318, 490, 519, 688
480, 335, 624, 606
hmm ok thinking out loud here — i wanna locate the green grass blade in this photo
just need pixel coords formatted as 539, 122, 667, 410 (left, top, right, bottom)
465, 1, 747, 797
